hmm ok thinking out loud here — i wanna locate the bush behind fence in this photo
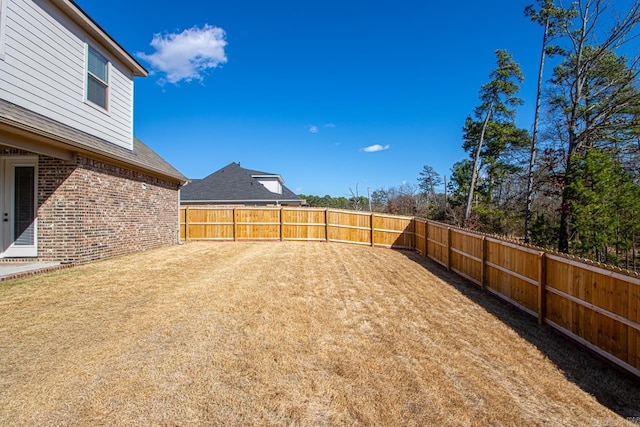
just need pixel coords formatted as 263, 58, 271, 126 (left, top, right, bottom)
180, 206, 640, 378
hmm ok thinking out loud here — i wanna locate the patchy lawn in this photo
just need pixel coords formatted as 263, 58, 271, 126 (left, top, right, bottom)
0, 242, 638, 426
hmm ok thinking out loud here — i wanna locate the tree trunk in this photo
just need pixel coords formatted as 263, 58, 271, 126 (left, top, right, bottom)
625, 244, 629, 270
633, 232, 637, 271
524, 15, 550, 244
464, 104, 493, 225
558, 147, 577, 253
558, 17, 585, 254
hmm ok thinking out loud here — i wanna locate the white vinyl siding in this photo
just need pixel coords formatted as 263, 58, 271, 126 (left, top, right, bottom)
256, 177, 283, 194
0, 0, 134, 149
0, 0, 7, 59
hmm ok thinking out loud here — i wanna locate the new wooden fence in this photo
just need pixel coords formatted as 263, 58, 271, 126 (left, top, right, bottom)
181, 207, 414, 249
180, 206, 640, 378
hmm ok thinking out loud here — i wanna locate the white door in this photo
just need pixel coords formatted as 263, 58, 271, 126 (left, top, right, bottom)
1, 157, 38, 258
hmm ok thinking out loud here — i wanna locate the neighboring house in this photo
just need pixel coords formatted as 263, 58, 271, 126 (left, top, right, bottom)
0, 0, 186, 263
181, 162, 303, 207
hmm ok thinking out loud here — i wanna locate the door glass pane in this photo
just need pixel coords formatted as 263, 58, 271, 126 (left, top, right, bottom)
14, 166, 35, 246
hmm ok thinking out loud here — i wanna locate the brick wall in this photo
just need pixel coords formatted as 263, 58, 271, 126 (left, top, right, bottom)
36, 154, 180, 264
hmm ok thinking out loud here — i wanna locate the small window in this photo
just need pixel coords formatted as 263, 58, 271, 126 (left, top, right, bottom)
86, 45, 108, 109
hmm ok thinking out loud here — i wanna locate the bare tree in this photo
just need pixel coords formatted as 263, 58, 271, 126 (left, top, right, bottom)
549, 0, 640, 252
523, 0, 573, 243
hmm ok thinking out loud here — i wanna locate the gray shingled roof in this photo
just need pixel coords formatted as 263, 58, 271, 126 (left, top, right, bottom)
181, 162, 302, 203
0, 99, 186, 183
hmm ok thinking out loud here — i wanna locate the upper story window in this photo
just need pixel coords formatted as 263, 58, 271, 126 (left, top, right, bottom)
86, 45, 109, 109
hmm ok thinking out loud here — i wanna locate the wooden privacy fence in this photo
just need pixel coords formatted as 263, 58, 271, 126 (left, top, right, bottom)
181, 206, 640, 378
180, 207, 414, 249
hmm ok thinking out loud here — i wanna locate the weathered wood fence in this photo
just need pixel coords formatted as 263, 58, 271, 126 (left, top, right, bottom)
181, 206, 640, 378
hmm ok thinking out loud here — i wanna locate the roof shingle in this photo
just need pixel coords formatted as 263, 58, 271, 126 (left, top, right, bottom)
181, 162, 302, 203
0, 99, 186, 183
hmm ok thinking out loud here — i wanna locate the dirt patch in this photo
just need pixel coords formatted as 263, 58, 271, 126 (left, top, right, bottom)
0, 241, 638, 425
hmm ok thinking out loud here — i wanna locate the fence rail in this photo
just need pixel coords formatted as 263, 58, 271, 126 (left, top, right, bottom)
179, 206, 640, 378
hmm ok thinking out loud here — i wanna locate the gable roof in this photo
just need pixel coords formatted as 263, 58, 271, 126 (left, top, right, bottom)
181, 162, 302, 203
0, 99, 186, 183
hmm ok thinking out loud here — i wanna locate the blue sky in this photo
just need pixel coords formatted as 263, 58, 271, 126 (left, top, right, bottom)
76, 0, 546, 197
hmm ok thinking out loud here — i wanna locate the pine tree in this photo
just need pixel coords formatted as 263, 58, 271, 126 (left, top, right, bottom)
463, 50, 525, 226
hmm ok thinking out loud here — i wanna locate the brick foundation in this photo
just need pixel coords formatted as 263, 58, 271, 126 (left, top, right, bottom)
37, 155, 180, 264
1, 148, 181, 264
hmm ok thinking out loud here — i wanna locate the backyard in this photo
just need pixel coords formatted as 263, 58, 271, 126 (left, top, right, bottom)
0, 242, 638, 426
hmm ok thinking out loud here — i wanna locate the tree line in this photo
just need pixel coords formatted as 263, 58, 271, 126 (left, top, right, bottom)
302, 0, 640, 271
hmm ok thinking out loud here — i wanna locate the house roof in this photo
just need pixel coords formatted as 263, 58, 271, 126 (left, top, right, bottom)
51, 0, 147, 76
0, 99, 186, 183
181, 162, 302, 203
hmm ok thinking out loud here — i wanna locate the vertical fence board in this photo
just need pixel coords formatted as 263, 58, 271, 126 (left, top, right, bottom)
446, 228, 452, 271
485, 239, 539, 315
546, 256, 571, 330
370, 214, 375, 247
630, 281, 639, 369
372, 214, 414, 249
415, 219, 427, 256
185, 208, 234, 240
426, 222, 448, 268
538, 253, 546, 325
235, 208, 281, 240
233, 208, 238, 241
611, 276, 628, 363
281, 208, 327, 241
179, 208, 186, 240
449, 229, 483, 286
545, 253, 640, 372
326, 210, 372, 245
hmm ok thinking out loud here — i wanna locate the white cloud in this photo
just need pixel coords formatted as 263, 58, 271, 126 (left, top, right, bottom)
324, 123, 336, 128
308, 125, 319, 134
138, 24, 227, 84
363, 144, 390, 153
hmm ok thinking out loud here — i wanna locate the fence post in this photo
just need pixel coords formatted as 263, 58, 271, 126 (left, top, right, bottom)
370, 213, 375, 247
411, 217, 416, 250
480, 236, 487, 291
184, 207, 190, 241
425, 220, 429, 258
538, 251, 547, 325
325, 209, 329, 243
447, 227, 452, 271
279, 207, 284, 241
233, 208, 237, 242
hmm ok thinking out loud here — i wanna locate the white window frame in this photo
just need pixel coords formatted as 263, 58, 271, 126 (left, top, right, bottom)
85, 44, 110, 111
0, 0, 8, 60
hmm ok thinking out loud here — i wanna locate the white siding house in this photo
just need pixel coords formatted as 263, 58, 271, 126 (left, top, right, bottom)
0, 0, 186, 263
0, 0, 144, 150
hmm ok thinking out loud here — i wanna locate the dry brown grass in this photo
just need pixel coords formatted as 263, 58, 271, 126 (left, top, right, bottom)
0, 241, 638, 426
